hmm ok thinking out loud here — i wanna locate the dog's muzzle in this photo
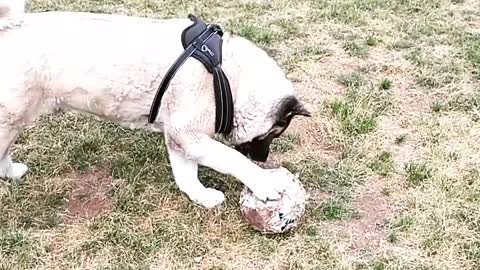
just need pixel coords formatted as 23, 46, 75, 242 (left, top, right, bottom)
235, 136, 274, 162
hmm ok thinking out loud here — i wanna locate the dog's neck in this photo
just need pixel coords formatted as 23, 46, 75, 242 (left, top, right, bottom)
220, 34, 296, 144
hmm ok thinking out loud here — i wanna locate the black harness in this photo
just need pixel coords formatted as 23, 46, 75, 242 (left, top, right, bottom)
148, 14, 234, 134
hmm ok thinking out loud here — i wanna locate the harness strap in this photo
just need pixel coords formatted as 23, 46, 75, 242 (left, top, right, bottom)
148, 15, 234, 135
147, 45, 196, 124
213, 66, 233, 133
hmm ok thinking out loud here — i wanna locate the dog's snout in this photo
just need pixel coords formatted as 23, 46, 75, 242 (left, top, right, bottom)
235, 144, 250, 157
234, 140, 271, 162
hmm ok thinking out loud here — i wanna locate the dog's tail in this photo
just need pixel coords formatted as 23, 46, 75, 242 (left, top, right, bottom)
0, 0, 26, 29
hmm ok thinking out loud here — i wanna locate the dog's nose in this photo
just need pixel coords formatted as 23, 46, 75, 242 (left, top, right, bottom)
249, 149, 269, 162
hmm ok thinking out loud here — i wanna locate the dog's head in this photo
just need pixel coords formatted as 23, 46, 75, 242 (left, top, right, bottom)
223, 35, 311, 161
234, 96, 311, 162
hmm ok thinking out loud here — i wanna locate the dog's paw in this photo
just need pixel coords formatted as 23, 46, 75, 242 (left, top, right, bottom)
247, 170, 289, 202
248, 180, 286, 202
10, 163, 28, 180
248, 183, 281, 202
0, 162, 28, 181
191, 188, 225, 208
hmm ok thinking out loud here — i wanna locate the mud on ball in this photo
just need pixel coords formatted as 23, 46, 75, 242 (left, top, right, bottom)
239, 167, 307, 234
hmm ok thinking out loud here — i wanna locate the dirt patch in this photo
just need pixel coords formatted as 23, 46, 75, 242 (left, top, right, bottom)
264, 117, 342, 169
292, 53, 360, 102
347, 179, 392, 251
291, 116, 341, 152
63, 166, 114, 223
324, 178, 393, 259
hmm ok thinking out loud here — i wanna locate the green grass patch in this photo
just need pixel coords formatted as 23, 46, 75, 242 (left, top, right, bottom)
314, 198, 358, 221
271, 134, 300, 153
293, 45, 331, 61
0, 179, 70, 229
380, 78, 393, 90
392, 215, 416, 233
464, 34, 480, 75
421, 229, 449, 256
417, 61, 463, 89
297, 158, 365, 192
387, 214, 416, 244
343, 41, 369, 58
405, 48, 428, 66
354, 256, 402, 270
368, 151, 395, 176
338, 72, 365, 88
331, 99, 378, 136
235, 23, 276, 46
406, 48, 464, 89
298, 159, 365, 223
312, 0, 391, 26
391, 39, 415, 50
282, 44, 330, 72
366, 35, 380, 46
432, 93, 480, 113
405, 162, 433, 186
331, 74, 393, 137
0, 229, 43, 269
466, 241, 480, 269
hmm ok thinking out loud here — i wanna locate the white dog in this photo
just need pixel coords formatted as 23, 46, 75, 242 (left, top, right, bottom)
0, 1, 310, 208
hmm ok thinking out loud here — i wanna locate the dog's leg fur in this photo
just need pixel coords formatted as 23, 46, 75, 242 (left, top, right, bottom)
0, 80, 46, 181
0, 129, 28, 180
0, 0, 30, 179
167, 145, 226, 208
167, 133, 285, 207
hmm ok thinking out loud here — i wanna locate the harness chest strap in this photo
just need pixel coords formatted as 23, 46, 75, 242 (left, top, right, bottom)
148, 14, 234, 135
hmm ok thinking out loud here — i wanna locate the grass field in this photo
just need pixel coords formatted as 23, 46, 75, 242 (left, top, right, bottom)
1, 0, 480, 269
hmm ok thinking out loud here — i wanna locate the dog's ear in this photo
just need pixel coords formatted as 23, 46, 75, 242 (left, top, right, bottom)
290, 99, 311, 118
236, 96, 311, 162
263, 96, 311, 139
276, 96, 311, 123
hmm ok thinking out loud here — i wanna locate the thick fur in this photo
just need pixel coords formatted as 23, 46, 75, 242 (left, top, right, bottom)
0, 2, 309, 208
0, 0, 24, 30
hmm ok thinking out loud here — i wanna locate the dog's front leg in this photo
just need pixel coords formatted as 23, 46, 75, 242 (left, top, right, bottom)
168, 133, 285, 204
0, 129, 28, 180
167, 145, 226, 208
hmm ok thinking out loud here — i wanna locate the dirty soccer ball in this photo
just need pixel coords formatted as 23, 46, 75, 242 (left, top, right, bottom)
239, 167, 307, 234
